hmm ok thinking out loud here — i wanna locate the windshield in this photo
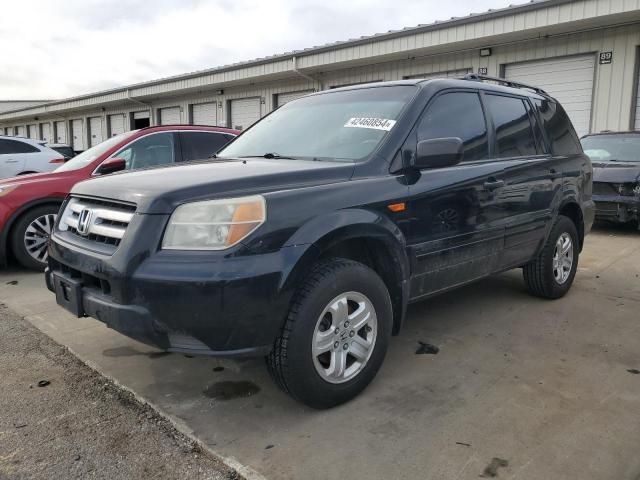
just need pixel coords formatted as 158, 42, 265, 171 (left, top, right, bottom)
218, 86, 416, 162
55, 131, 138, 172
581, 134, 640, 162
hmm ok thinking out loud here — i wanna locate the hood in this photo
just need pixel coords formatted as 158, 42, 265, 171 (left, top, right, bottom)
0, 170, 71, 187
71, 158, 355, 213
592, 161, 640, 184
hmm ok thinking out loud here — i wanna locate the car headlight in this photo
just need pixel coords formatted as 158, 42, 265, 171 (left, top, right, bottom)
162, 195, 266, 250
0, 184, 18, 197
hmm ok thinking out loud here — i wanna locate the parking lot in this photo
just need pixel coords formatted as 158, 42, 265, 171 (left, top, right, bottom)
0, 225, 638, 479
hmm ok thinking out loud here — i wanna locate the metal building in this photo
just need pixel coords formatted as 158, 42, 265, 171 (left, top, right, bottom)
1, 0, 640, 144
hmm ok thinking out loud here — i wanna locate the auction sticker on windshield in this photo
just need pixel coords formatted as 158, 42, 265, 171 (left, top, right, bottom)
344, 117, 397, 131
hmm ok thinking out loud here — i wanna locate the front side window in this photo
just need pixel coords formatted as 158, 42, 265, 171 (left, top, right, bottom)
484, 94, 537, 158
0, 139, 40, 154
55, 131, 137, 172
114, 132, 176, 170
180, 132, 233, 162
218, 86, 417, 162
418, 91, 489, 162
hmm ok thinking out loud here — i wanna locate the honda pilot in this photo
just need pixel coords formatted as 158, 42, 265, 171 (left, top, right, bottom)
46, 76, 594, 408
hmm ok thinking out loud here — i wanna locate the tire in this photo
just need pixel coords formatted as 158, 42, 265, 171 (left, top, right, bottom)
267, 258, 393, 409
11, 205, 59, 271
523, 215, 579, 299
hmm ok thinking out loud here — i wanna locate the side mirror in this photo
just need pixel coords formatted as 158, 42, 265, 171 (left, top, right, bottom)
96, 157, 126, 175
414, 137, 464, 169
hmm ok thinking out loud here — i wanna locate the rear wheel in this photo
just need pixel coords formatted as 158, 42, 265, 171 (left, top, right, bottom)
11, 205, 59, 271
523, 215, 579, 299
267, 258, 392, 409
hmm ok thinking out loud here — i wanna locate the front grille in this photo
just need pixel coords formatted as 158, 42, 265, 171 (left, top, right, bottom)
58, 196, 136, 249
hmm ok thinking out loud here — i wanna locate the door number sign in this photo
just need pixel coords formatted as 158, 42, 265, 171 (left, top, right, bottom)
599, 52, 613, 64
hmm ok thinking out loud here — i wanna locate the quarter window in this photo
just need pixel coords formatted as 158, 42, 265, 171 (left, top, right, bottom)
114, 132, 176, 170
534, 99, 582, 155
418, 92, 489, 162
484, 94, 537, 158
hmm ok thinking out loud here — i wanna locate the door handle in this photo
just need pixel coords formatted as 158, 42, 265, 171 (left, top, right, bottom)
483, 178, 505, 190
5, 159, 18, 163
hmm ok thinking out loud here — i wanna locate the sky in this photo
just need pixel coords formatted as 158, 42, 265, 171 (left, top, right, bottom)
0, 0, 516, 100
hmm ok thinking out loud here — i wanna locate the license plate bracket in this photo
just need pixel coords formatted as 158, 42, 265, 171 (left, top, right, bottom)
53, 273, 84, 317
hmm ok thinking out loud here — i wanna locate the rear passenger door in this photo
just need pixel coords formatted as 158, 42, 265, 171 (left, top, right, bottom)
482, 93, 558, 268
178, 131, 234, 162
406, 90, 508, 299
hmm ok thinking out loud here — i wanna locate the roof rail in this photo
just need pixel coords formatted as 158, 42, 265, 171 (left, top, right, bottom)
461, 73, 548, 96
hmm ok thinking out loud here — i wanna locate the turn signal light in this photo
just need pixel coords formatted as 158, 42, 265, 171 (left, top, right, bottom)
387, 202, 406, 212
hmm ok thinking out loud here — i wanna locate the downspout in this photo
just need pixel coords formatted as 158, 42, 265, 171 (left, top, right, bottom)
292, 56, 320, 89
126, 89, 155, 125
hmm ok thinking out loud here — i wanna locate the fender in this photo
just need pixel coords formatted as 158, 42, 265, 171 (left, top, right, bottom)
0, 196, 65, 266
278, 208, 411, 334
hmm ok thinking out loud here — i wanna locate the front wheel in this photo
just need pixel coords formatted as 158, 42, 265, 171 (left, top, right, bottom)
523, 215, 579, 299
267, 258, 392, 409
11, 205, 59, 271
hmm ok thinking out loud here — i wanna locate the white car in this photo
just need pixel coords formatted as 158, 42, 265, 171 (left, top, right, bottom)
0, 136, 65, 179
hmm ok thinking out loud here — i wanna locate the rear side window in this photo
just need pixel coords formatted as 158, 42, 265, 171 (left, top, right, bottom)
484, 94, 537, 158
179, 132, 232, 161
418, 92, 489, 162
533, 99, 582, 155
0, 139, 40, 154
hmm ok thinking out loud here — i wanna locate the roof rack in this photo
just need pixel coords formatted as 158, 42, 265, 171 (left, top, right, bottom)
461, 74, 548, 96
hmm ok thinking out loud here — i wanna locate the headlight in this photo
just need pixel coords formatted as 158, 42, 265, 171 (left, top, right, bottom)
0, 184, 18, 197
162, 195, 266, 250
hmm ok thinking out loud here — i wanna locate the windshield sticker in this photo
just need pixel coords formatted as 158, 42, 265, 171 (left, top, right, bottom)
344, 117, 396, 131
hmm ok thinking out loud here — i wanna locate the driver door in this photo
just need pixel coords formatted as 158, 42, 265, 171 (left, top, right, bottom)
405, 90, 508, 299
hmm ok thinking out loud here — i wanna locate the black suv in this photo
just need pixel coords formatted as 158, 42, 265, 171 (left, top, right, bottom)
46, 76, 594, 408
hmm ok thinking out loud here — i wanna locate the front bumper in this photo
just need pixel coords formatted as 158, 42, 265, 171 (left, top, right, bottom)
593, 194, 640, 224
46, 221, 305, 356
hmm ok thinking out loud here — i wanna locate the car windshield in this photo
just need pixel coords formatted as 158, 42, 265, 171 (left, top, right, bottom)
55, 131, 138, 172
218, 86, 416, 162
581, 134, 640, 162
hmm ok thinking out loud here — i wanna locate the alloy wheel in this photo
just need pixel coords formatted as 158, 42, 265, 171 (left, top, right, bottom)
552, 232, 573, 285
24, 214, 57, 264
311, 291, 378, 384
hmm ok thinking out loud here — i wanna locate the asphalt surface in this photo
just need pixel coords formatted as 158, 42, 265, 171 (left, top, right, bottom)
1, 226, 640, 479
0, 304, 237, 480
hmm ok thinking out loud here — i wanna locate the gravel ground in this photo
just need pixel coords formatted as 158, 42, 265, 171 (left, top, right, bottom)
0, 303, 238, 480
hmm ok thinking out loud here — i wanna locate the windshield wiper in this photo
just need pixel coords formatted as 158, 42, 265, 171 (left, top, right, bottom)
239, 153, 298, 160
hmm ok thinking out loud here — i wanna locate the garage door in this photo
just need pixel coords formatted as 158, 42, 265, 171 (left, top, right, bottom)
403, 68, 471, 80
16, 126, 26, 137
109, 114, 125, 137
41, 123, 51, 142
71, 119, 85, 151
192, 102, 218, 125
159, 107, 181, 125
27, 124, 37, 139
54, 121, 67, 144
230, 98, 261, 130
88, 117, 104, 147
634, 70, 640, 129
276, 90, 314, 108
505, 55, 595, 137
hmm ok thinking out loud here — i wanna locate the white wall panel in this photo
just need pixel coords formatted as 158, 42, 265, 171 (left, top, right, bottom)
88, 116, 104, 147
54, 121, 67, 143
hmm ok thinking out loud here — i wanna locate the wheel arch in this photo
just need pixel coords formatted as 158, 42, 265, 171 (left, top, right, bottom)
0, 197, 64, 265
558, 199, 585, 251
279, 209, 411, 335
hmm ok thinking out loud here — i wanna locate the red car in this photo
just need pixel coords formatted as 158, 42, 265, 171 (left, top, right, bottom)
0, 125, 239, 270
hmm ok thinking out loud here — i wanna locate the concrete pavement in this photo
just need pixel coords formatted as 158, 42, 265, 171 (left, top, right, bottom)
1, 226, 639, 479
